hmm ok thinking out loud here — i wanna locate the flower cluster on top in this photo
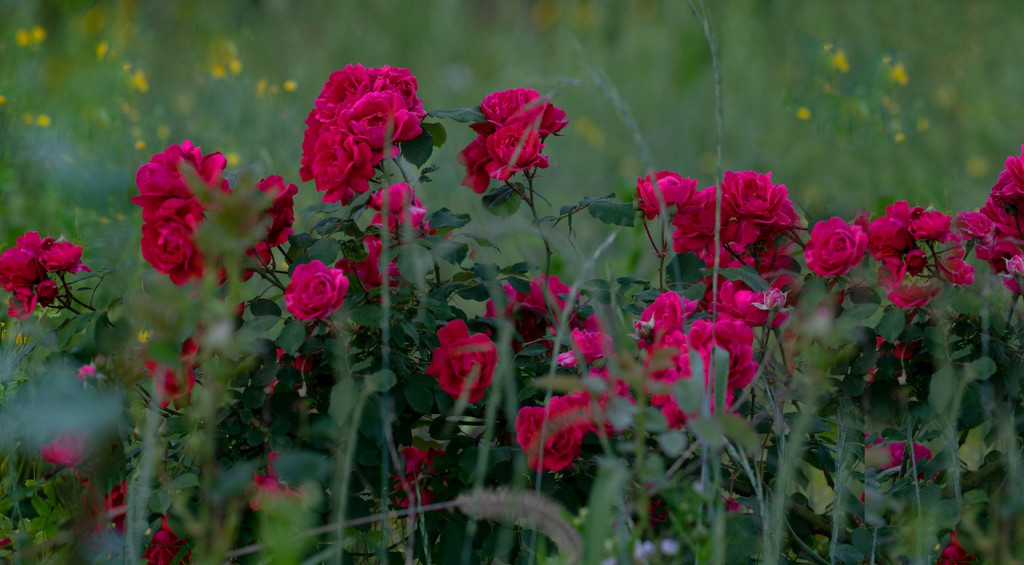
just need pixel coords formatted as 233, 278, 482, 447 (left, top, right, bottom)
299, 64, 425, 204
132, 140, 297, 286
0, 231, 89, 317
458, 88, 568, 193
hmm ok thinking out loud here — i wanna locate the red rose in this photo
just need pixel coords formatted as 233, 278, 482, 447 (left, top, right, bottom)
148, 361, 197, 409
105, 481, 127, 532
132, 140, 227, 222
139, 201, 205, 286
368, 183, 429, 235
634, 291, 697, 350
301, 121, 376, 205
458, 135, 493, 194
484, 122, 548, 181
687, 318, 758, 390
937, 531, 976, 564
285, 260, 350, 320
719, 170, 799, 234
40, 240, 90, 273
954, 211, 993, 241
473, 88, 567, 138
991, 144, 1024, 204
636, 171, 697, 219
336, 236, 400, 291
426, 319, 498, 403
514, 396, 591, 472
908, 209, 952, 241
255, 175, 298, 247
143, 515, 190, 565
804, 216, 868, 277
670, 189, 717, 254
0, 232, 48, 289
343, 91, 423, 157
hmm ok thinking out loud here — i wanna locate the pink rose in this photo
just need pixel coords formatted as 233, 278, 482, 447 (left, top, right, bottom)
426, 319, 498, 403
634, 291, 697, 350
636, 171, 697, 219
556, 327, 612, 368
991, 144, 1024, 203
0, 232, 48, 289
688, 318, 758, 390
804, 217, 868, 277
40, 432, 88, 467
883, 277, 941, 309
148, 361, 197, 409
368, 183, 429, 235
285, 260, 350, 320
670, 189, 717, 254
937, 531, 975, 564
908, 209, 952, 242
954, 211, 993, 241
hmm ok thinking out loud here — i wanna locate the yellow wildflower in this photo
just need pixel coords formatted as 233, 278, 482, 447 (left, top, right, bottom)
36, 114, 52, 127
227, 152, 241, 168
796, 107, 812, 121
135, 139, 147, 151
894, 132, 906, 143
889, 62, 908, 86
15, 29, 32, 47
212, 65, 226, 79
916, 118, 930, 132
138, 329, 152, 344
30, 26, 46, 43
96, 40, 109, 60
256, 78, 268, 96
967, 156, 988, 179
830, 49, 849, 73
228, 59, 243, 75
283, 80, 297, 92
0, 95, 6, 106
131, 70, 150, 93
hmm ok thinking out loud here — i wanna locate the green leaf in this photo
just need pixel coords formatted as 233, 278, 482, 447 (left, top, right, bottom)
428, 106, 486, 123
350, 304, 383, 327
666, 253, 704, 285
421, 121, 447, 147
404, 378, 434, 414
367, 369, 397, 392
426, 207, 471, 230
586, 197, 636, 227
481, 184, 522, 217
876, 308, 906, 343
833, 543, 866, 565
929, 365, 958, 413
583, 460, 629, 565
399, 129, 434, 168
148, 490, 172, 515
170, 473, 200, 490
304, 237, 341, 265
966, 357, 996, 381
276, 320, 307, 355
250, 298, 281, 318
717, 267, 769, 292
273, 450, 330, 484
657, 430, 688, 456
717, 414, 759, 450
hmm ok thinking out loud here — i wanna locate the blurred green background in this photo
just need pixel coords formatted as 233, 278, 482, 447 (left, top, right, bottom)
1, 0, 1022, 256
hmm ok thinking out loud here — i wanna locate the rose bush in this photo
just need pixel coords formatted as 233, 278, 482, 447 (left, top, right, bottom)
3, 61, 1024, 565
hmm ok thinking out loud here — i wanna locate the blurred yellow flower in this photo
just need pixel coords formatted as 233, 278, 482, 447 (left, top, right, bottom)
830, 49, 850, 73
916, 118, 930, 132
212, 65, 226, 78
135, 139, 147, 151
283, 79, 297, 92
157, 125, 170, 141
256, 78, 268, 96
36, 114, 52, 127
131, 70, 150, 93
573, 116, 605, 147
796, 107, 812, 121
21, 114, 33, 125
30, 26, 46, 43
889, 62, 908, 86
227, 152, 241, 168
967, 156, 988, 179
894, 132, 906, 143
229, 59, 243, 75
0, 95, 6, 106
15, 29, 32, 47
138, 329, 152, 343
96, 40, 110, 60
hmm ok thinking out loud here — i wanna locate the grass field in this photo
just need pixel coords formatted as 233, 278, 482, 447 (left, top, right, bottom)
3, 0, 1023, 242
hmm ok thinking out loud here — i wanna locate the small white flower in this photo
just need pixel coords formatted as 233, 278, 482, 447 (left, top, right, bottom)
660, 538, 681, 555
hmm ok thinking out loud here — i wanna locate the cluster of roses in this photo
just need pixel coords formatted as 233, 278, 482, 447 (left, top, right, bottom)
393, 446, 443, 509
458, 88, 568, 193
0, 231, 89, 318
964, 145, 1024, 293
299, 64, 425, 205
132, 140, 297, 286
